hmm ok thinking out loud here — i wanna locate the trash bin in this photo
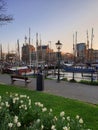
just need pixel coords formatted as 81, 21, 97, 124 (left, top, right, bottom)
36, 73, 44, 91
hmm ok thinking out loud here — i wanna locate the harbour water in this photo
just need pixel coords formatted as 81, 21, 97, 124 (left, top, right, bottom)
47, 69, 98, 82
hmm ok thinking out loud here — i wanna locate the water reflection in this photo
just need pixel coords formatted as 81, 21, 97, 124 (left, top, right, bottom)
47, 70, 98, 82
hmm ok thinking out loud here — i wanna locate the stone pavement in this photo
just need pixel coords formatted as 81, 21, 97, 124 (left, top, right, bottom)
0, 74, 98, 104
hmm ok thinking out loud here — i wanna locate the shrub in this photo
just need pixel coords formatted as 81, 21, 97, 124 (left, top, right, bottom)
79, 80, 98, 85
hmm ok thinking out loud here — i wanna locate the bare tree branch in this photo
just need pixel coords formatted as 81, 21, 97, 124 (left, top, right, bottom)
0, 0, 13, 24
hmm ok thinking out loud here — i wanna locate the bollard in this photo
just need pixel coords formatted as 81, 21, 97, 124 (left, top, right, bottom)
36, 72, 44, 91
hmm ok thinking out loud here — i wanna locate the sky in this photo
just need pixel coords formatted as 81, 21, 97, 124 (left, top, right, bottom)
0, 0, 98, 53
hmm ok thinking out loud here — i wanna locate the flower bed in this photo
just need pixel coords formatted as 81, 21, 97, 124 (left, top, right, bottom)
0, 92, 91, 130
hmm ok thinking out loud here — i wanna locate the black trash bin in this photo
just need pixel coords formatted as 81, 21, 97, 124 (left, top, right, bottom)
36, 73, 44, 91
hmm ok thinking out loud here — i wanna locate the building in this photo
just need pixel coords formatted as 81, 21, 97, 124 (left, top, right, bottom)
37, 44, 54, 64
6, 52, 17, 63
22, 43, 35, 64
92, 49, 98, 63
76, 43, 86, 63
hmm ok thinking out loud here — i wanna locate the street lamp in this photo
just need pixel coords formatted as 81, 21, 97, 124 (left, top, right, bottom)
55, 40, 62, 82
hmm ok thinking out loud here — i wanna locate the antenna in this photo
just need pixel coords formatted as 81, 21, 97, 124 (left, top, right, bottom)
25, 35, 27, 44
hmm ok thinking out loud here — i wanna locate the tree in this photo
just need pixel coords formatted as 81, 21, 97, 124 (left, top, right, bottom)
0, 0, 13, 24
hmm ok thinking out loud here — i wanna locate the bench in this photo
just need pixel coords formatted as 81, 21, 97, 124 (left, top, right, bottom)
11, 75, 31, 86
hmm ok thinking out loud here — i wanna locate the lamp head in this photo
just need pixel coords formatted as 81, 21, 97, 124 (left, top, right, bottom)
55, 40, 62, 51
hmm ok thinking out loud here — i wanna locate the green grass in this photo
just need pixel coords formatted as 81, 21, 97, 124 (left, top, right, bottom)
0, 84, 98, 130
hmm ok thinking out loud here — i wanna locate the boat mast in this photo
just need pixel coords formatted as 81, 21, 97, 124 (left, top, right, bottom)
73, 34, 75, 63
36, 33, 38, 68
90, 28, 94, 63
40, 34, 43, 62
29, 28, 31, 66
75, 31, 77, 63
0, 44, 2, 60
86, 30, 89, 62
17, 39, 20, 63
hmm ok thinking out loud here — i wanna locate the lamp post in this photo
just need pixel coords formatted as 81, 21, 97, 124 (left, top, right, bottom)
55, 40, 62, 82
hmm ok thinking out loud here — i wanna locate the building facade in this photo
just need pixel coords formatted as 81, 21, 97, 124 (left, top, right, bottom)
22, 44, 35, 64
76, 43, 86, 63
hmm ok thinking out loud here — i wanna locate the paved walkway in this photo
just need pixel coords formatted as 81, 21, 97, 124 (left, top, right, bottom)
0, 74, 98, 104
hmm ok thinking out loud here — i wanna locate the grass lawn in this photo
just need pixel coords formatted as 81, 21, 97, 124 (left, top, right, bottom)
0, 84, 98, 130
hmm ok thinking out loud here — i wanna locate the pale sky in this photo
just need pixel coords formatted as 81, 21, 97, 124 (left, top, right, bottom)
0, 0, 98, 53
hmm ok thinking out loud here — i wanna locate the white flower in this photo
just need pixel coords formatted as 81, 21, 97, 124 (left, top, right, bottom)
50, 108, 52, 112
23, 105, 27, 110
67, 116, 70, 121
76, 115, 79, 119
16, 97, 19, 100
14, 115, 18, 119
35, 102, 44, 107
14, 116, 18, 123
20, 100, 23, 103
17, 122, 21, 127
14, 118, 18, 123
42, 107, 47, 112
27, 96, 30, 99
60, 111, 65, 117
10, 95, 12, 97
29, 99, 31, 106
54, 116, 58, 121
1, 102, 4, 106
19, 105, 22, 109
51, 125, 56, 130
40, 103, 44, 107
20, 95, 26, 98
41, 125, 44, 130
63, 126, 68, 130
24, 106, 27, 110
36, 119, 40, 123
62, 117, 65, 121
5, 102, 10, 107
79, 118, 83, 124
8, 122, 13, 128
13, 98, 16, 103
15, 93, 18, 97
